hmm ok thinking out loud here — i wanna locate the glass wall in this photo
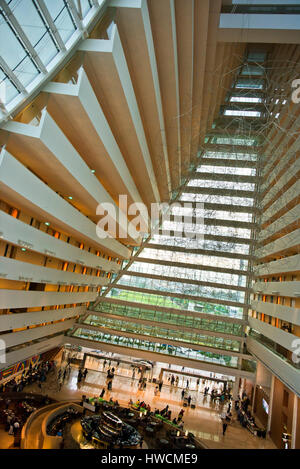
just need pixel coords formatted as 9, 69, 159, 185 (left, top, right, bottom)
71, 327, 240, 368
82, 316, 241, 352
115, 275, 245, 304
90, 302, 244, 335
106, 288, 244, 318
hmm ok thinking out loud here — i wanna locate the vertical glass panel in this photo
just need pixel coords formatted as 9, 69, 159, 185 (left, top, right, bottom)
241, 65, 264, 76
35, 34, 58, 66
230, 96, 262, 103
12, 0, 59, 66
235, 78, 264, 89
0, 19, 27, 70
12, 0, 47, 46
0, 69, 19, 104
53, 5, 76, 43
247, 51, 266, 63
14, 55, 39, 86
80, 0, 92, 17
44, 0, 65, 20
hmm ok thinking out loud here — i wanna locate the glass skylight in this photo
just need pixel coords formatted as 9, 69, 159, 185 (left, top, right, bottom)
0, 0, 98, 112
224, 109, 261, 117
230, 96, 262, 103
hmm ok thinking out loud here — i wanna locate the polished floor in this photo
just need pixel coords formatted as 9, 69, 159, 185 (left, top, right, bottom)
21, 360, 276, 450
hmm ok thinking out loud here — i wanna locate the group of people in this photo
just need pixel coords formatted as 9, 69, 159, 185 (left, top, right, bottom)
82, 395, 120, 414
129, 398, 186, 430
157, 406, 185, 429
220, 392, 266, 438
180, 388, 195, 408
154, 379, 164, 395
134, 399, 151, 413
234, 395, 266, 438
0, 360, 55, 394
103, 359, 120, 370
166, 374, 209, 391
57, 364, 71, 387
4, 409, 21, 436
203, 386, 231, 404
138, 377, 147, 390
211, 389, 230, 403
0, 397, 41, 441
159, 404, 172, 420
167, 375, 179, 387
77, 367, 88, 384
98, 366, 115, 396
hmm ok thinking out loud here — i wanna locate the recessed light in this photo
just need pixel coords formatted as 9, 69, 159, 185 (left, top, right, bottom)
68, 196, 73, 200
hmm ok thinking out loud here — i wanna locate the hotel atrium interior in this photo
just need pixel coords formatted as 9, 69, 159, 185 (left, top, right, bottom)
0, 0, 299, 451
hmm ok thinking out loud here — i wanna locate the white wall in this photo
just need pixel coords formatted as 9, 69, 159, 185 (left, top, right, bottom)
0, 148, 130, 258
0, 319, 76, 350
0, 256, 108, 287
0, 211, 120, 273
0, 306, 85, 332
0, 290, 97, 309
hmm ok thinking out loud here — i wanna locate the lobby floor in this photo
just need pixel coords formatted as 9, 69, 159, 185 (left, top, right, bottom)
22, 361, 276, 450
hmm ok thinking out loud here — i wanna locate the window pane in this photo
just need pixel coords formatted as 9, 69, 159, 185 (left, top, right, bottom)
14, 55, 39, 86
80, 0, 92, 17
35, 34, 58, 66
13, 0, 47, 46
44, 0, 65, 19
54, 6, 76, 43
12, 0, 58, 67
0, 19, 27, 70
0, 69, 19, 104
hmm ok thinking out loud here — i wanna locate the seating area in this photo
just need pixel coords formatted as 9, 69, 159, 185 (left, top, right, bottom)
235, 398, 266, 438
77, 395, 206, 449
47, 407, 80, 437
0, 392, 54, 447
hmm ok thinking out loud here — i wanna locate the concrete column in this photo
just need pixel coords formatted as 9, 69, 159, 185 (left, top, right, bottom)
240, 378, 246, 396
232, 378, 240, 399
267, 375, 275, 433
291, 393, 298, 449
237, 356, 242, 369
252, 382, 257, 410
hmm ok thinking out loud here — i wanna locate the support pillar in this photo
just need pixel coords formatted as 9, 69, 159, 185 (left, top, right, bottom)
240, 378, 246, 397
267, 375, 275, 433
232, 378, 240, 399
291, 393, 298, 449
